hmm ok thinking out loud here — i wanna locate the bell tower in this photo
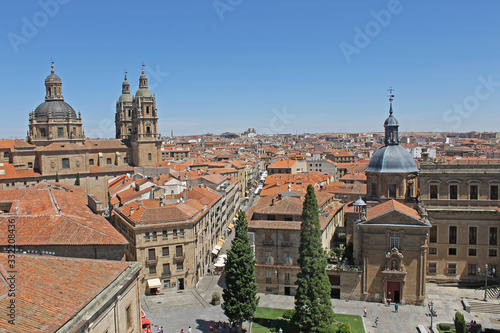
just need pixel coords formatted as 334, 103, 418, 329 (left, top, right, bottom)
115, 71, 134, 139
130, 64, 162, 167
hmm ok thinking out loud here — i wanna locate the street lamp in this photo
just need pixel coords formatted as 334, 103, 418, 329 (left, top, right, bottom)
478, 264, 496, 301
428, 301, 436, 329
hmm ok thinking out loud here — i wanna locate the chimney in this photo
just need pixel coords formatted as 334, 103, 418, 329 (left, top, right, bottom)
277, 193, 282, 201
129, 206, 134, 215
183, 188, 188, 201
171, 190, 175, 199
271, 198, 275, 206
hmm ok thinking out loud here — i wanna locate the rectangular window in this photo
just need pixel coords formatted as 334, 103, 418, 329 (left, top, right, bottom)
468, 264, 477, 276
389, 184, 397, 198
176, 245, 183, 258
284, 272, 291, 284
61, 158, 69, 169
176, 262, 183, 270
162, 247, 169, 257
89, 159, 94, 165
164, 280, 170, 288
265, 251, 272, 264
468, 248, 477, 256
148, 248, 155, 261
389, 233, 400, 250
28, 162, 33, 168
57, 127, 64, 137
489, 265, 497, 276
430, 184, 438, 199
449, 184, 458, 200
447, 263, 457, 275
470, 185, 478, 200
490, 227, 498, 246
148, 153, 152, 161
40, 128, 46, 137
449, 248, 457, 256
429, 225, 438, 243
126, 305, 132, 329
266, 271, 272, 284
284, 252, 290, 265
106, 158, 112, 164
145, 232, 150, 240
371, 183, 377, 197
469, 227, 477, 245
149, 265, 156, 274
429, 247, 437, 255
449, 226, 457, 244
491, 185, 499, 200
428, 262, 437, 274
489, 249, 497, 257
163, 263, 170, 275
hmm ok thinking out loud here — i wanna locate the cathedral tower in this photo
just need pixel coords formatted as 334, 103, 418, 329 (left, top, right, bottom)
28, 63, 84, 146
115, 72, 134, 139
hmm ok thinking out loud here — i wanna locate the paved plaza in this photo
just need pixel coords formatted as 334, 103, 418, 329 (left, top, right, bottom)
142, 277, 500, 333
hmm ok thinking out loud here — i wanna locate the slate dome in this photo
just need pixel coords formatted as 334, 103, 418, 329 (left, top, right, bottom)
365, 145, 418, 173
34, 100, 77, 119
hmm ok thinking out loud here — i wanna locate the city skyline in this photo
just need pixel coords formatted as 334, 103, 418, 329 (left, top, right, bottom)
2, 1, 500, 139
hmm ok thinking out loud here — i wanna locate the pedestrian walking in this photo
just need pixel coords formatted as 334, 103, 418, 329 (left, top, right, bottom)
159, 327, 164, 333
363, 307, 367, 317
395, 303, 398, 312
188, 326, 192, 333
387, 298, 391, 307
210, 323, 213, 332
375, 317, 379, 327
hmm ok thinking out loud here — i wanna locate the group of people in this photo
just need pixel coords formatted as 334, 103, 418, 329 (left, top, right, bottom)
209, 320, 233, 332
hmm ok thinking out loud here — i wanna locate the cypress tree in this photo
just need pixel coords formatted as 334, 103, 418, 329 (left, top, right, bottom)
222, 210, 258, 332
293, 185, 334, 333
55, 172, 59, 183
75, 172, 80, 186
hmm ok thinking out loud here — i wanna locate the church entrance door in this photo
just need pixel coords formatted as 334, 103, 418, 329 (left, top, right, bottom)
387, 281, 401, 303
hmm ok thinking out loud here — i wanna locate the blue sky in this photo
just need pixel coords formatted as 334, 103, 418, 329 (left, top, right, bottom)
1, 0, 500, 139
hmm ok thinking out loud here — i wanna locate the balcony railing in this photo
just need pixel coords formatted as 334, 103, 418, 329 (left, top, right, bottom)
423, 199, 500, 208
282, 242, 292, 247
263, 241, 274, 246
174, 254, 185, 261
326, 264, 362, 272
161, 272, 171, 279
146, 256, 158, 265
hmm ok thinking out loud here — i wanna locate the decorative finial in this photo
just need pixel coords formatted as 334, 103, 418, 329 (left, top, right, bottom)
51, 58, 55, 73
124, 69, 127, 80
141, 62, 145, 74
387, 87, 395, 115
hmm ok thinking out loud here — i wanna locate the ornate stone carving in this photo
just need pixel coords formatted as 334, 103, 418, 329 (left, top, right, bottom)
384, 248, 405, 272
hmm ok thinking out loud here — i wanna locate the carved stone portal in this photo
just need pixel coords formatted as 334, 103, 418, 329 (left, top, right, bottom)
385, 248, 405, 272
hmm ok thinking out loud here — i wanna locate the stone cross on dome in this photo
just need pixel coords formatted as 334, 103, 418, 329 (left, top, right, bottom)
387, 87, 395, 115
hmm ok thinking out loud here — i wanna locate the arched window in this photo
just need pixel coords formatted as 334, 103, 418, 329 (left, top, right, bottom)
180, 229, 185, 237
146, 126, 151, 134
4, 152, 10, 158
173, 229, 177, 237
152, 231, 157, 239
146, 106, 149, 114
162, 230, 168, 239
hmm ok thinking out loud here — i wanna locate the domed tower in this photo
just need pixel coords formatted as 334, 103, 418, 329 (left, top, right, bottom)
130, 65, 162, 167
365, 89, 419, 201
115, 72, 134, 139
28, 63, 84, 146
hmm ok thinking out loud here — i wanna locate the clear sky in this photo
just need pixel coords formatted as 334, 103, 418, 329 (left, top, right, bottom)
1, 1, 500, 139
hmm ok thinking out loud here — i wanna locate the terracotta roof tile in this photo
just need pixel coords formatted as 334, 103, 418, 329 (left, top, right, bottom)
0, 254, 133, 332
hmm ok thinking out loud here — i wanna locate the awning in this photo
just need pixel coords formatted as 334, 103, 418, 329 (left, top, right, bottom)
147, 278, 161, 289
214, 262, 225, 268
142, 318, 151, 325
227, 223, 234, 230
212, 245, 222, 255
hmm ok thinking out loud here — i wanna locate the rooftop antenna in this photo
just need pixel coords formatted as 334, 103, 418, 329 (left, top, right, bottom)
387, 87, 395, 115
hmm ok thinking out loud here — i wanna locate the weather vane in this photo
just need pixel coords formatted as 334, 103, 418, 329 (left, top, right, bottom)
387, 87, 395, 103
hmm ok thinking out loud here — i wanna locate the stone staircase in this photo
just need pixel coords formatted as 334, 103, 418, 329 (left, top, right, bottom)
467, 300, 500, 314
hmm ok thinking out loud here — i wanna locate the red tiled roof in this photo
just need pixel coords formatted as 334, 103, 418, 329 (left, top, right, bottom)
367, 200, 421, 220
0, 254, 133, 332
0, 183, 127, 246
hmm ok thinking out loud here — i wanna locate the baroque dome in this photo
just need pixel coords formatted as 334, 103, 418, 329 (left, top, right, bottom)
34, 100, 77, 119
365, 144, 418, 173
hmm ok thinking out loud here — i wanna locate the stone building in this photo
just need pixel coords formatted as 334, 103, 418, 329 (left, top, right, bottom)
0, 182, 128, 260
419, 159, 500, 284
0, 254, 142, 333
111, 177, 239, 294
248, 191, 344, 296
0, 64, 163, 205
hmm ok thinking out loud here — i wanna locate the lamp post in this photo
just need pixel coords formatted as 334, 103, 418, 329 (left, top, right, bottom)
478, 264, 496, 301
428, 301, 436, 329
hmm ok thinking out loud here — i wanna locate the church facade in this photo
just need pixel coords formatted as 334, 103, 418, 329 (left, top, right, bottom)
0, 64, 163, 205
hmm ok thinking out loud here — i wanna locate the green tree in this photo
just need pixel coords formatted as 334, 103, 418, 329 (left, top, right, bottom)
75, 172, 80, 186
293, 185, 335, 332
222, 210, 258, 332
337, 322, 352, 333
454, 311, 466, 333
55, 172, 59, 183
